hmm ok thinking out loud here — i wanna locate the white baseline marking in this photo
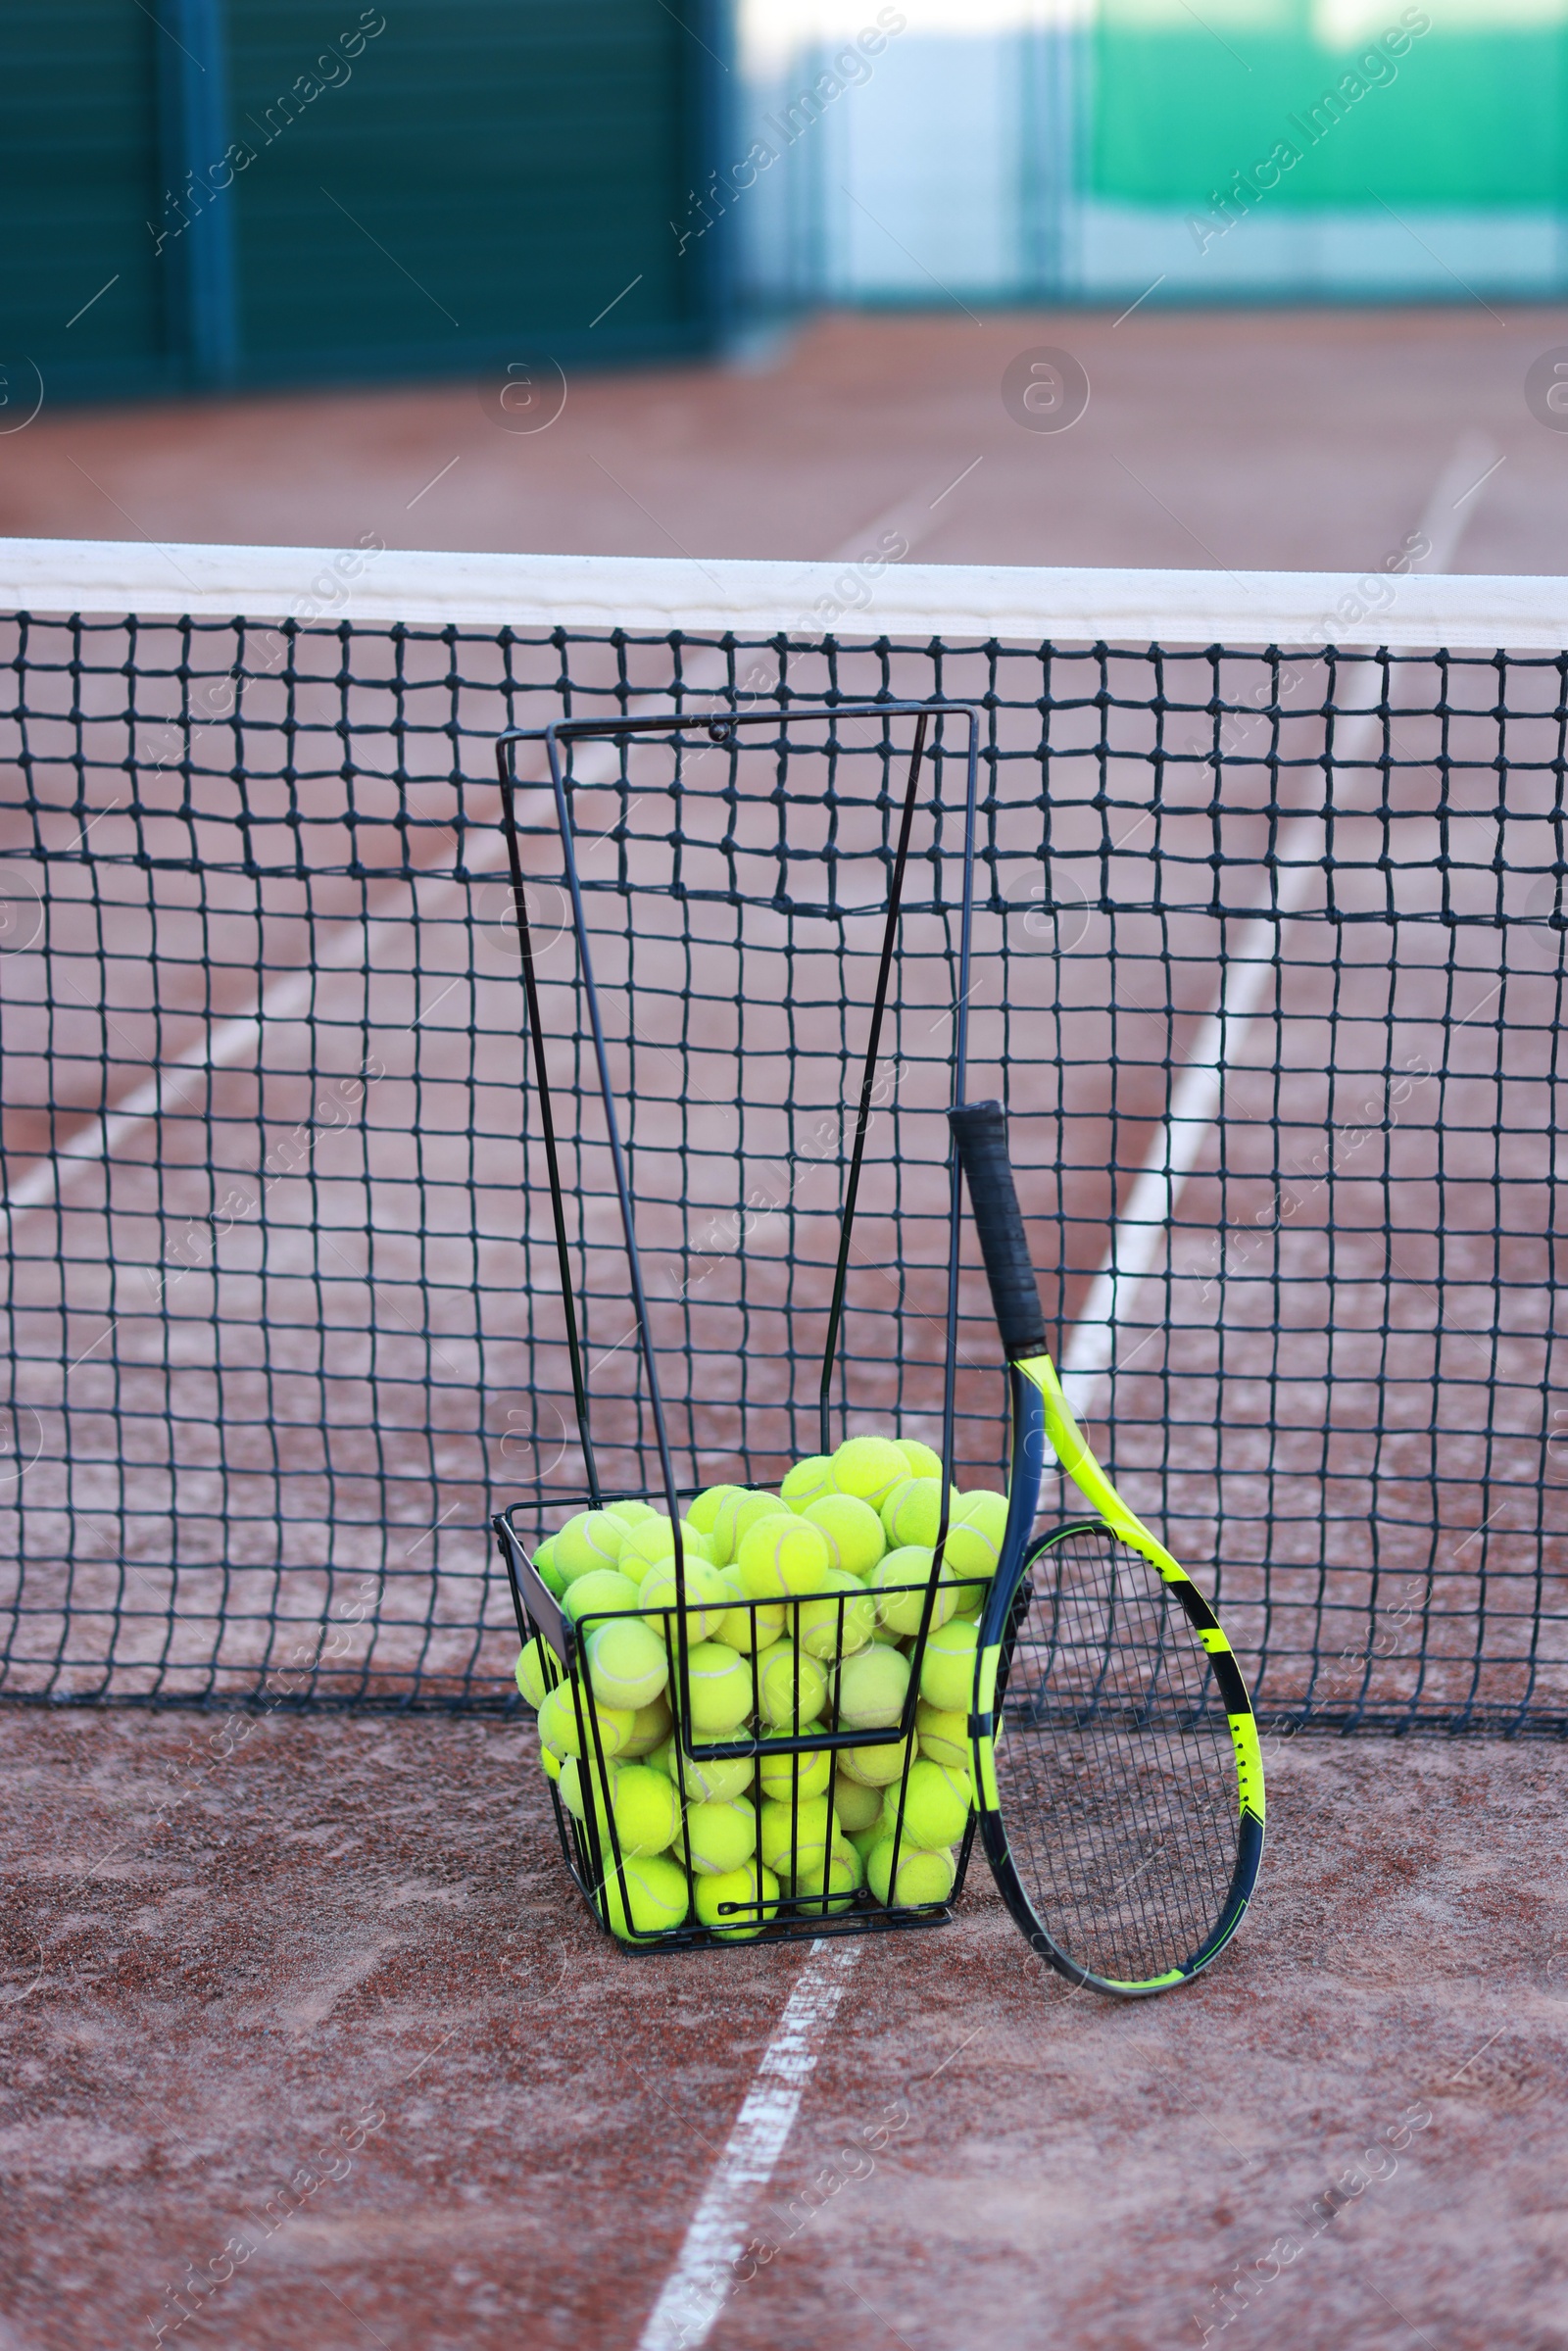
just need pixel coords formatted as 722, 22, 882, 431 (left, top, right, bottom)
1056, 433, 1498, 1421
635, 1938, 862, 2351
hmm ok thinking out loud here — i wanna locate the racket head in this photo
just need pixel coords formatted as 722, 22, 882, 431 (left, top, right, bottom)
973, 1516, 1265, 1997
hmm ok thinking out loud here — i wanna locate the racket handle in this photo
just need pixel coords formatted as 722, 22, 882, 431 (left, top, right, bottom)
949, 1101, 1049, 1360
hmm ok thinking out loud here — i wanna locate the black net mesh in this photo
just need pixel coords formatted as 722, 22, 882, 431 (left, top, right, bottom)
0, 608, 1563, 1726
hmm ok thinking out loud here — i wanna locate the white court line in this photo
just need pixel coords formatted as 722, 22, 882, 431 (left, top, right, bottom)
1056, 432, 1498, 1422
0, 486, 956, 1230
634, 1937, 862, 2351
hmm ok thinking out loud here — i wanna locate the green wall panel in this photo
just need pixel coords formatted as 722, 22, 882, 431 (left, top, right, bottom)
1092, 13, 1567, 209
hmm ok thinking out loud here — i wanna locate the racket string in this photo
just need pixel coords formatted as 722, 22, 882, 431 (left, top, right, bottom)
995, 1526, 1241, 1983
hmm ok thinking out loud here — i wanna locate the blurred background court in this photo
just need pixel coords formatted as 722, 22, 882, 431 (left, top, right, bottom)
5, 6, 1568, 2350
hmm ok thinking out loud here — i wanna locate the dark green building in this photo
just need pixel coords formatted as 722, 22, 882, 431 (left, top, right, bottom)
1, 0, 730, 406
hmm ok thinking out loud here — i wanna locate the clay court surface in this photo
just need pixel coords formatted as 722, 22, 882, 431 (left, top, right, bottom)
4, 309, 1568, 2348
4, 1710, 1567, 2351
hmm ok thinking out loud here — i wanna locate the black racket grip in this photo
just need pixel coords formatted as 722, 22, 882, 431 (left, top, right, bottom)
950, 1102, 1048, 1361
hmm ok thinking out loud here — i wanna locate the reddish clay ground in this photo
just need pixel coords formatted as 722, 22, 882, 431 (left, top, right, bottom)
0, 307, 1563, 575
3, 1706, 1565, 2351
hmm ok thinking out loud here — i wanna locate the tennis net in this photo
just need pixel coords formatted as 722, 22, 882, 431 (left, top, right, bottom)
0, 537, 1564, 1729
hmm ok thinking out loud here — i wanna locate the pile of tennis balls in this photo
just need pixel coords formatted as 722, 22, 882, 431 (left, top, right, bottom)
512, 1433, 1006, 1943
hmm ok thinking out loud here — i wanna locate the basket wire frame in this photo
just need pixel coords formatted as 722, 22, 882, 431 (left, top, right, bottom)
492, 702, 988, 1944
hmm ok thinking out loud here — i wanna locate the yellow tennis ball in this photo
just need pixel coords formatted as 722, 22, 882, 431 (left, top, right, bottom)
835, 1643, 910, 1731
636, 1555, 733, 1639
787, 1837, 862, 1914
514, 1637, 553, 1709
607, 1762, 682, 1855
598, 1851, 689, 1940
804, 1494, 886, 1581
714, 1573, 786, 1653
918, 1619, 979, 1713
618, 1516, 716, 1586
759, 1727, 832, 1803
830, 1436, 908, 1509
759, 1794, 834, 1878
619, 1690, 674, 1756
696, 1858, 779, 1940
539, 1741, 563, 1784
796, 1568, 877, 1662
682, 1797, 759, 1877
837, 1732, 912, 1788
553, 1509, 629, 1584
557, 1752, 613, 1822
670, 1742, 755, 1802
536, 1681, 635, 1761
686, 1484, 754, 1565
866, 1838, 956, 1908
845, 1819, 881, 1863
884, 1758, 970, 1849
780, 1454, 836, 1511
530, 1535, 566, 1596
943, 1489, 1007, 1581
587, 1618, 670, 1711
897, 1438, 946, 1480
735, 1513, 832, 1599
881, 1477, 958, 1550
604, 1497, 659, 1527
915, 1699, 969, 1769
682, 1640, 755, 1735
561, 1567, 642, 1625
755, 1639, 828, 1728
831, 1770, 885, 1833
870, 1545, 956, 1638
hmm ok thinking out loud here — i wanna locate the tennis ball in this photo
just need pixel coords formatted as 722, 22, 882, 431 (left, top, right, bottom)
915, 1699, 969, 1769
599, 1851, 689, 1940
837, 1732, 913, 1788
561, 1567, 642, 1626
539, 1740, 563, 1785
881, 1477, 957, 1551
871, 1546, 956, 1639
845, 1820, 882, 1863
537, 1681, 635, 1761
671, 1744, 755, 1803
604, 1497, 659, 1528
514, 1637, 553, 1709
884, 1758, 971, 1849
682, 1797, 759, 1877
683, 1640, 755, 1735
780, 1454, 836, 1511
696, 1858, 779, 1940
620, 1690, 674, 1756
587, 1617, 670, 1711
554, 1509, 628, 1584
637, 1555, 734, 1640
831, 1770, 885, 1834
944, 1489, 1007, 1582
755, 1639, 828, 1729
788, 1838, 862, 1914
687, 1484, 753, 1564
557, 1753, 612, 1821
830, 1436, 908, 1509
618, 1516, 716, 1586
796, 1568, 877, 1662
530, 1535, 566, 1596
759, 1727, 832, 1803
835, 1643, 910, 1731
606, 1762, 682, 1855
866, 1838, 956, 1908
735, 1513, 831, 1599
714, 1574, 786, 1653
897, 1438, 946, 1481
804, 1494, 886, 1581
918, 1619, 980, 1713
759, 1794, 834, 1878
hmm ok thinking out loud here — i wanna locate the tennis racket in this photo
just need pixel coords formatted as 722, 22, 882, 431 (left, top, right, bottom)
950, 1100, 1265, 1996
